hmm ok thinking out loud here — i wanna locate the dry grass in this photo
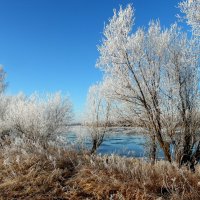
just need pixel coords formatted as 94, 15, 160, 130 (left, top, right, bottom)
69, 155, 200, 200
0, 146, 79, 200
0, 143, 200, 200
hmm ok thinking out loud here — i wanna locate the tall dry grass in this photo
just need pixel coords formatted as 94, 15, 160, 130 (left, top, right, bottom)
69, 155, 200, 200
0, 138, 82, 199
0, 140, 200, 199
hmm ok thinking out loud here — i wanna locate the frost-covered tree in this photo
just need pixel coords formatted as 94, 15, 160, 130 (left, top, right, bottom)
179, 0, 200, 36
0, 95, 12, 145
163, 25, 200, 169
84, 83, 111, 154
0, 93, 73, 147
97, 5, 172, 161
0, 67, 7, 94
0, 67, 8, 144
97, 5, 200, 167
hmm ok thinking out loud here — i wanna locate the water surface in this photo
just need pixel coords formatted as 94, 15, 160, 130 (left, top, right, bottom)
65, 127, 147, 157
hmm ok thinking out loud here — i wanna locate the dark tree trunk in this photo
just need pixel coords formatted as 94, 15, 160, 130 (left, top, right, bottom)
150, 135, 157, 164
90, 139, 98, 154
155, 130, 172, 162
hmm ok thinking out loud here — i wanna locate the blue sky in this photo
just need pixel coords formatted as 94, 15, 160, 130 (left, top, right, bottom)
0, 0, 185, 120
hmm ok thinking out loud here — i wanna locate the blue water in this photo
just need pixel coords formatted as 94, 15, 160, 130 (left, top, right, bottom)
65, 131, 147, 157
97, 134, 145, 157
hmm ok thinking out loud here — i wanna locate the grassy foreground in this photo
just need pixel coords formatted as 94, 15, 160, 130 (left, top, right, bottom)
0, 144, 200, 200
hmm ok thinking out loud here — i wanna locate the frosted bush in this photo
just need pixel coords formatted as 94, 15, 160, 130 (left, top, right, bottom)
0, 92, 73, 146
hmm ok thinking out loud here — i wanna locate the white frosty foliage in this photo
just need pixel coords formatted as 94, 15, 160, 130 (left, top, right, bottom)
84, 83, 111, 153
96, 4, 200, 163
0, 93, 73, 143
179, 0, 200, 36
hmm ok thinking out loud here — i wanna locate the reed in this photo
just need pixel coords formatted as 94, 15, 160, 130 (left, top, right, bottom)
0, 142, 200, 199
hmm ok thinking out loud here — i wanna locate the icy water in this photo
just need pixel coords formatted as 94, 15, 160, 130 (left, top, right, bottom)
97, 133, 145, 157
64, 127, 148, 158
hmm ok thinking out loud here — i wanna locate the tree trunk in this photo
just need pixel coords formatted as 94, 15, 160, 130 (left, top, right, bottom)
150, 135, 157, 164
90, 139, 97, 154
155, 130, 172, 162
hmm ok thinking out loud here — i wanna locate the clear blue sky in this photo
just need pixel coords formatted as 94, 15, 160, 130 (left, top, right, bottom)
0, 0, 185, 120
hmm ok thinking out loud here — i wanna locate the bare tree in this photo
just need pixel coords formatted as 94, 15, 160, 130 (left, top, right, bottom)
97, 5, 172, 161
96, 5, 200, 167
163, 25, 200, 170
84, 83, 111, 154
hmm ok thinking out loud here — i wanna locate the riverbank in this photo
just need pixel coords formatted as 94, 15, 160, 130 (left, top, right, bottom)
0, 144, 200, 199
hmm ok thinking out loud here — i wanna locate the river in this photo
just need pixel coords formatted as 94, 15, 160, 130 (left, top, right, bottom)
64, 126, 164, 158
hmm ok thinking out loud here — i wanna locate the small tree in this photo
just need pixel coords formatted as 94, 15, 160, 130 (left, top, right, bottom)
2, 92, 73, 148
0, 67, 8, 144
84, 83, 111, 154
163, 25, 200, 170
0, 66, 7, 94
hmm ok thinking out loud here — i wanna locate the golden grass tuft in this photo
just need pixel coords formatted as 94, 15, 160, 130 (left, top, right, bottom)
0, 145, 200, 199
67, 156, 200, 199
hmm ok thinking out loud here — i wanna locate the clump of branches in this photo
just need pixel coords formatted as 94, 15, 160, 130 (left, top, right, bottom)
179, 0, 200, 37
96, 4, 200, 170
0, 92, 73, 148
84, 83, 111, 154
